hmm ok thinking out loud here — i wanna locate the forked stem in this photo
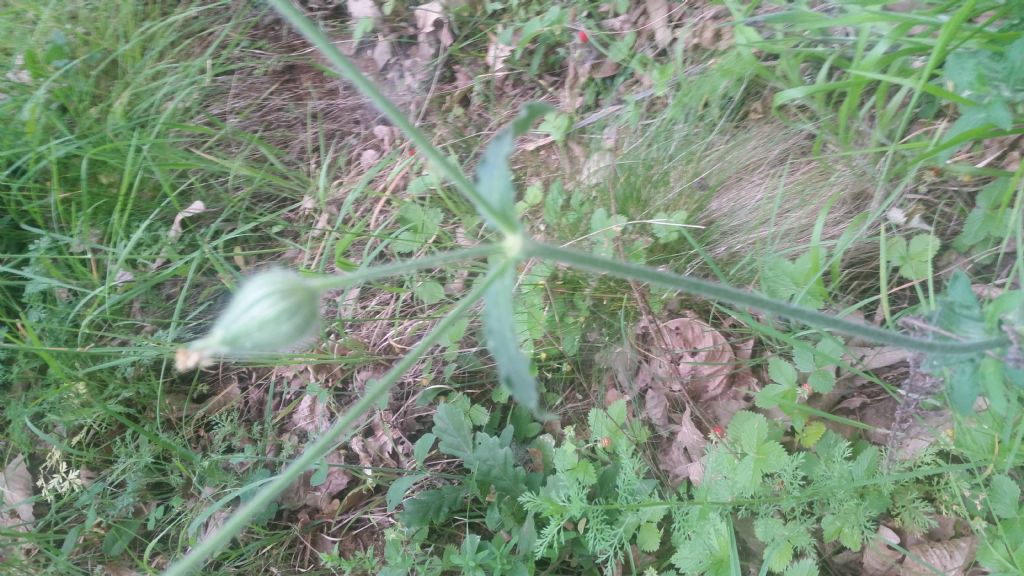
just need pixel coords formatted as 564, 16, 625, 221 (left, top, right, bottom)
162, 266, 506, 575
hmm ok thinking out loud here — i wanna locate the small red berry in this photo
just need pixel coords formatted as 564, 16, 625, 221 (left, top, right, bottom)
712, 426, 724, 437
578, 30, 589, 43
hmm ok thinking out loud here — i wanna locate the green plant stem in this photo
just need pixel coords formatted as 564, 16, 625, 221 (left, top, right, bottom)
161, 265, 505, 576
265, 0, 513, 236
304, 244, 500, 292
525, 240, 1009, 355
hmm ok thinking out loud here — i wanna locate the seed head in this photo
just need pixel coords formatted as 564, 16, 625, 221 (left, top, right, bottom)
176, 269, 321, 371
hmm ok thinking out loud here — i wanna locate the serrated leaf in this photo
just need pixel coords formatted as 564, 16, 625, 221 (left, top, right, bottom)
414, 280, 446, 305
729, 411, 770, 452
769, 358, 798, 387
474, 102, 553, 232
784, 558, 819, 576
386, 473, 428, 512
434, 403, 475, 460
898, 234, 940, 280
472, 433, 528, 495
398, 485, 466, 530
793, 346, 816, 373
887, 235, 908, 266
989, 474, 1021, 519
636, 522, 662, 553
483, 263, 539, 411
756, 383, 797, 409
807, 369, 835, 394
797, 421, 827, 448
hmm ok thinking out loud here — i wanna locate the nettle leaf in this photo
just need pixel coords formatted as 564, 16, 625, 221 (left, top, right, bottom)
988, 474, 1021, 519
434, 403, 475, 461
484, 263, 540, 411
954, 179, 1013, 252
475, 102, 553, 232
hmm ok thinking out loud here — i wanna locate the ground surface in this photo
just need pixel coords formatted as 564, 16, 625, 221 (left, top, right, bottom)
1, 1, 1023, 575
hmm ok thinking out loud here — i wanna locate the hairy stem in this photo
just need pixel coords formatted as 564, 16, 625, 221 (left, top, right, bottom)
526, 240, 1009, 355
305, 244, 501, 292
265, 0, 514, 236
162, 267, 504, 575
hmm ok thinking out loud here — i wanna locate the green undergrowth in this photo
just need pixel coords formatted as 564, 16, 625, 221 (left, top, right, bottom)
2, 1, 1023, 575
0, 1, 341, 573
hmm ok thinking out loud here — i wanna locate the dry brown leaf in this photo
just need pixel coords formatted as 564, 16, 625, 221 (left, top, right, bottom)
292, 394, 332, 436
102, 563, 141, 576
372, 36, 393, 70
163, 382, 242, 419
578, 150, 616, 187
645, 0, 673, 49
199, 507, 232, 546
1, 454, 34, 526
645, 387, 671, 429
601, 10, 640, 33
658, 408, 707, 487
653, 317, 734, 402
486, 38, 513, 75
702, 386, 751, 428
900, 537, 976, 576
360, 148, 381, 170
168, 200, 206, 240
844, 346, 911, 371
280, 451, 351, 512
893, 409, 952, 461
1, 455, 36, 562
863, 525, 903, 576
688, 19, 734, 51
414, 2, 453, 51
347, 0, 381, 21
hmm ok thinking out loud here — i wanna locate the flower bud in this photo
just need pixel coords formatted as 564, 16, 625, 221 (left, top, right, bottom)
177, 269, 320, 371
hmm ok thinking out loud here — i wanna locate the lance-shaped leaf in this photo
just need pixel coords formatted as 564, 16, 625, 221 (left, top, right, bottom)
484, 261, 539, 411
473, 102, 553, 233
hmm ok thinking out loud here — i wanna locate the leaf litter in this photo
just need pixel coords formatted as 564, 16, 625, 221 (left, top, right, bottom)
0, 454, 35, 562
